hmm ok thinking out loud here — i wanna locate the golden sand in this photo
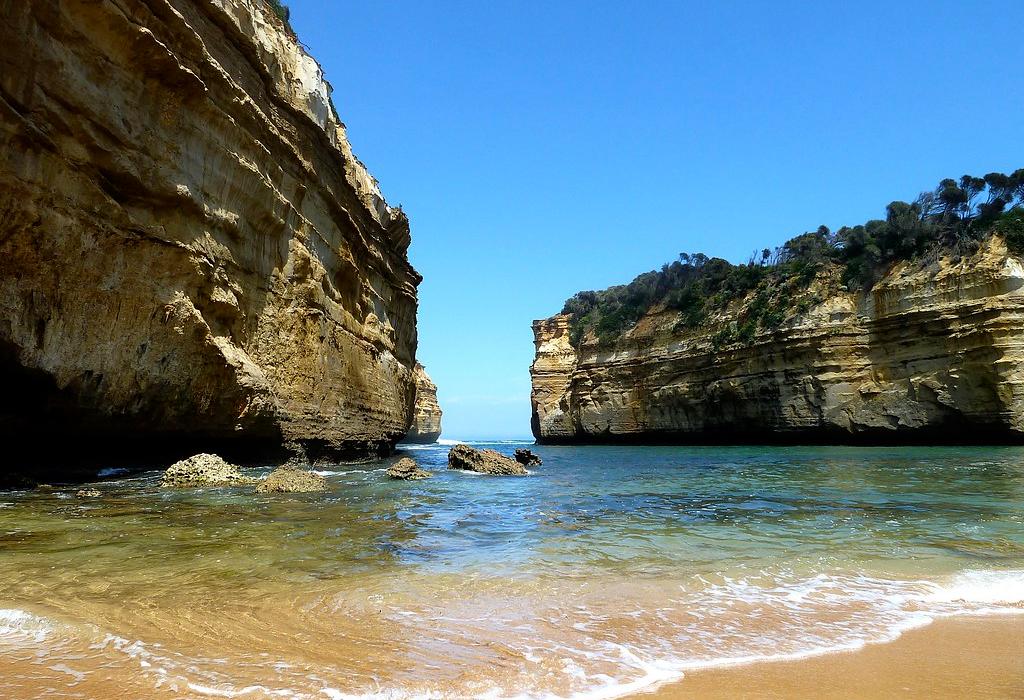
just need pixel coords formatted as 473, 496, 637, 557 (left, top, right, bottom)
2, 613, 1019, 698
645, 615, 1024, 699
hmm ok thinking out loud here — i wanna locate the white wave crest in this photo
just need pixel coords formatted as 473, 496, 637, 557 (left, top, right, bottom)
3, 568, 1020, 700
0, 608, 54, 644
923, 569, 1024, 607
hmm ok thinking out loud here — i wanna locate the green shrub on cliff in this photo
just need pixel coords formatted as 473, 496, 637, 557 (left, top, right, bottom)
562, 169, 1024, 347
266, 0, 294, 34
998, 209, 1024, 255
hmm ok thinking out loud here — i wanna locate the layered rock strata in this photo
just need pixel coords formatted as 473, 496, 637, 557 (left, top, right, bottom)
531, 237, 1024, 444
403, 363, 442, 443
0, 0, 420, 473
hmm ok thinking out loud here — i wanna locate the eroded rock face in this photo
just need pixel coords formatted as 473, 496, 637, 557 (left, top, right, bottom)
161, 453, 252, 487
255, 465, 326, 493
0, 0, 420, 472
531, 237, 1024, 444
386, 457, 431, 480
447, 445, 527, 476
404, 364, 442, 443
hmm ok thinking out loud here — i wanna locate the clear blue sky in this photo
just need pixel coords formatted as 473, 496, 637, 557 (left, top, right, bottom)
286, 0, 1023, 440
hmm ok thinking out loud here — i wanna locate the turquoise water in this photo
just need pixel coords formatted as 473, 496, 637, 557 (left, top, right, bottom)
0, 442, 1022, 698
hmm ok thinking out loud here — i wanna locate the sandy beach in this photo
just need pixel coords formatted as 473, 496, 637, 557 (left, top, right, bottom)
648, 615, 1023, 699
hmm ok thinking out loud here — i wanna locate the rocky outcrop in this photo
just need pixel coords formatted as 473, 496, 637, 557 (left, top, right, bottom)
531, 237, 1024, 444
0, 0, 420, 474
386, 457, 431, 480
448, 445, 527, 476
403, 364, 442, 443
161, 453, 253, 487
255, 465, 326, 493
514, 449, 542, 466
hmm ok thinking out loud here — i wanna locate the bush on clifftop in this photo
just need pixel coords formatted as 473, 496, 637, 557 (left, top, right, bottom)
562, 170, 1024, 347
266, 0, 294, 35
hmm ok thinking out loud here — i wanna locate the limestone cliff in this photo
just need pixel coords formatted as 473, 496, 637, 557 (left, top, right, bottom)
403, 363, 442, 443
531, 237, 1024, 444
0, 0, 420, 471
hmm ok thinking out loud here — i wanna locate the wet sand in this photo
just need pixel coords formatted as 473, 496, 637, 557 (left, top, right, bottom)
648, 615, 1024, 699
1, 613, 1021, 698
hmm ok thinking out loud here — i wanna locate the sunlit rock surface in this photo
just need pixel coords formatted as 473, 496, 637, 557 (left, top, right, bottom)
0, 0, 421, 471
403, 363, 442, 443
531, 237, 1024, 444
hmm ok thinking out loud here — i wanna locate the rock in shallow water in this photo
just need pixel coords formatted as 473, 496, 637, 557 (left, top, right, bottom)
447, 445, 527, 476
161, 454, 254, 488
386, 457, 432, 480
514, 449, 542, 466
75, 489, 102, 498
255, 466, 327, 494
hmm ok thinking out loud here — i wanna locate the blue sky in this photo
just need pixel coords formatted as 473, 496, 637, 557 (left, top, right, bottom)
286, 0, 1023, 440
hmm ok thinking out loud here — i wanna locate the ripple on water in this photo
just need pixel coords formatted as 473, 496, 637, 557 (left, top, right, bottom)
0, 444, 1021, 698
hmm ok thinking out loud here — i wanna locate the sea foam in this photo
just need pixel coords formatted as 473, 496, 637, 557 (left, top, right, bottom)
0, 608, 53, 643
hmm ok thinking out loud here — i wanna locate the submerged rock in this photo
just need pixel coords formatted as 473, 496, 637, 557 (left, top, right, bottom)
514, 449, 542, 466
255, 466, 327, 494
386, 457, 432, 480
447, 445, 527, 476
0, 473, 37, 490
161, 454, 253, 488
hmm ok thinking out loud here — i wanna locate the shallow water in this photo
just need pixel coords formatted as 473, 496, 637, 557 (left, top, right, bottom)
1, 442, 1022, 698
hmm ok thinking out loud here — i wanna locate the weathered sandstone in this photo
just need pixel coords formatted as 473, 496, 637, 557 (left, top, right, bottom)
448, 444, 527, 476
404, 364, 442, 443
0, 0, 420, 474
531, 237, 1024, 444
255, 465, 326, 493
161, 453, 252, 487
386, 457, 432, 480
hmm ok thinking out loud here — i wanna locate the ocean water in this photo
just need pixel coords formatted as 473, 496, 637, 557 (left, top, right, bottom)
0, 442, 1022, 698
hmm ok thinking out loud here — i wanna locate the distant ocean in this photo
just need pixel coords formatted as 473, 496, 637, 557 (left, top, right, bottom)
1, 443, 1022, 698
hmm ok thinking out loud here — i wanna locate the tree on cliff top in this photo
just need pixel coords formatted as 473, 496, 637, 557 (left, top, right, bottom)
562, 169, 1024, 347
266, 0, 294, 35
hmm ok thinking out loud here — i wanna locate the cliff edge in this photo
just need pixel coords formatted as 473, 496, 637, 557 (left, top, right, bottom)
0, 0, 420, 472
531, 236, 1024, 444
403, 364, 442, 443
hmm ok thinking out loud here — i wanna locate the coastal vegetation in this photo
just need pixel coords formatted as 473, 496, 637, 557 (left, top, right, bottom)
562, 171, 1024, 346
267, 0, 294, 34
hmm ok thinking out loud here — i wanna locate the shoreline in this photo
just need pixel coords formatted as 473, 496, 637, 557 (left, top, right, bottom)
642, 614, 1023, 699
0, 606, 1020, 698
